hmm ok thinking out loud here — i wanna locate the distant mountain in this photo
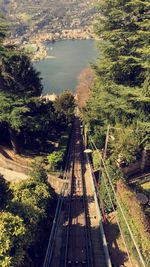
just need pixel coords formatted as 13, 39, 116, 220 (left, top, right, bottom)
1, 0, 97, 41
0, 0, 95, 12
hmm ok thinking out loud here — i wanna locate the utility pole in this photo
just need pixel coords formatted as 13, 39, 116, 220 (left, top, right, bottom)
103, 124, 110, 161
84, 125, 88, 148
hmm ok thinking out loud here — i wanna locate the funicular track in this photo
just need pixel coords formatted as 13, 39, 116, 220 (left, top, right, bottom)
62, 118, 93, 267
43, 117, 110, 267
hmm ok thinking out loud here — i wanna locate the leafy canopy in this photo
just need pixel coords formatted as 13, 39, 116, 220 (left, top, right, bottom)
83, 0, 150, 163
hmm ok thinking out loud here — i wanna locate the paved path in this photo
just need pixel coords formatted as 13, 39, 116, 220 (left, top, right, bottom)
0, 167, 28, 183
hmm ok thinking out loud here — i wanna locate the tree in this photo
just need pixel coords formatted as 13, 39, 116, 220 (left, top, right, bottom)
108, 126, 143, 164
0, 54, 42, 98
30, 159, 48, 184
0, 212, 26, 267
6, 164, 57, 266
53, 90, 76, 127
0, 15, 7, 56
0, 53, 43, 153
94, 0, 149, 87
0, 174, 10, 209
22, 99, 56, 149
83, 0, 150, 160
9, 178, 53, 248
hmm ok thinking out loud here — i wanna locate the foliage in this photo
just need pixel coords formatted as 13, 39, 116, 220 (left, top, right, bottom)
94, 0, 149, 87
0, 15, 7, 56
19, 99, 57, 151
0, 163, 57, 266
0, 23, 62, 154
99, 172, 116, 213
0, 51, 43, 153
92, 149, 101, 170
108, 126, 143, 164
53, 90, 75, 127
117, 180, 150, 266
0, 212, 26, 267
9, 179, 51, 231
47, 150, 64, 171
30, 159, 48, 184
0, 174, 10, 209
83, 0, 150, 165
47, 128, 71, 171
87, 123, 106, 150
99, 160, 123, 212
0, 22, 75, 155
0, 54, 42, 97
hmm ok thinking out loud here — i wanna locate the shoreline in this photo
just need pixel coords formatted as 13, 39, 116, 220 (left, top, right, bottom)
5, 28, 96, 61
33, 37, 95, 61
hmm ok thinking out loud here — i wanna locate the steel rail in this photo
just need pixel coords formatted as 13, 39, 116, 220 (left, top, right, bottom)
86, 154, 112, 267
80, 135, 94, 267
64, 131, 76, 267
43, 175, 69, 266
43, 125, 75, 267
64, 120, 94, 267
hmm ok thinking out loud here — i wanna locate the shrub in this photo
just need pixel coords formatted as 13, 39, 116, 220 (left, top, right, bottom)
47, 150, 64, 171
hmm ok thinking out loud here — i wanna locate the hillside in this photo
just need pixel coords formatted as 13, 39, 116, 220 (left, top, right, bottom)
1, 0, 97, 41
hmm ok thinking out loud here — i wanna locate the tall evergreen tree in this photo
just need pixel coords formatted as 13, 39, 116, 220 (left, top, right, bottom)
94, 0, 150, 86
53, 90, 76, 127
83, 0, 150, 159
0, 15, 6, 55
0, 53, 43, 153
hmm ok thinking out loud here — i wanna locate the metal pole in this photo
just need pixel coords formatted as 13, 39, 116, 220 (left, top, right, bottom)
103, 125, 110, 160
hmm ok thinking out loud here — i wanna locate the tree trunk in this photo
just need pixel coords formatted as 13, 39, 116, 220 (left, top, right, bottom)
9, 128, 20, 154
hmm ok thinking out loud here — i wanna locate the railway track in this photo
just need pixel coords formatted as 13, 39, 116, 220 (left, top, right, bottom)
44, 117, 111, 267
63, 118, 93, 267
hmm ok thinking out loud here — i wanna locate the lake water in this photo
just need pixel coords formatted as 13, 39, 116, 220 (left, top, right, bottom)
34, 40, 97, 94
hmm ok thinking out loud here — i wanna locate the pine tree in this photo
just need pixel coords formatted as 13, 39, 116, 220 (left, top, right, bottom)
0, 15, 6, 56
83, 0, 150, 158
94, 0, 150, 86
0, 15, 45, 153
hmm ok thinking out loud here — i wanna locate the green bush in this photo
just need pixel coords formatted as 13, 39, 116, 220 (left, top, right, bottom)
47, 150, 64, 171
0, 174, 10, 209
117, 181, 150, 266
0, 164, 57, 266
47, 128, 71, 171
92, 150, 101, 170
0, 212, 26, 267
